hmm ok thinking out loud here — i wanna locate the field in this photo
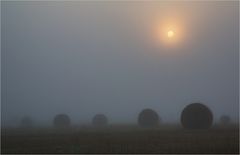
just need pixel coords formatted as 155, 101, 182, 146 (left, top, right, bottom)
1, 125, 239, 154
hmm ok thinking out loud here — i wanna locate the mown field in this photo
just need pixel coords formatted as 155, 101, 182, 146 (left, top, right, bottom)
1, 125, 239, 154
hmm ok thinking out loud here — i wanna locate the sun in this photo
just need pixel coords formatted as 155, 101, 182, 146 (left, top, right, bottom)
154, 20, 185, 47
167, 30, 174, 38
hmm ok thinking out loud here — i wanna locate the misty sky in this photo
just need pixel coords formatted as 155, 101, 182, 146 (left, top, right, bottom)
1, 1, 239, 126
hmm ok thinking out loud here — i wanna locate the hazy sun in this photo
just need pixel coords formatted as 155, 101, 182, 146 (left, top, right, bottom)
167, 30, 174, 38
154, 19, 185, 47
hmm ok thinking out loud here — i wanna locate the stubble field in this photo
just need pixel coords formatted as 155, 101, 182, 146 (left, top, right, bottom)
1, 125, 239, 154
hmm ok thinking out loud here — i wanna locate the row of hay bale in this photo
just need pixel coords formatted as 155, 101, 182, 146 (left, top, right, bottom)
20, 103, 232, 130
53, 113, 108, 128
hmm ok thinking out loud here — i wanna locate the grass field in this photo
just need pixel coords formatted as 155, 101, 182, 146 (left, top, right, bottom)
1, 125, 239, 154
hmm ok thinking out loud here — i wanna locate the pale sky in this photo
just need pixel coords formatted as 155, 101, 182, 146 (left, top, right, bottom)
1, 1, 239, 126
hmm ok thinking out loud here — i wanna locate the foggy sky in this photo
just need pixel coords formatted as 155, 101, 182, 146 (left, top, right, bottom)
1, 1, 239, 126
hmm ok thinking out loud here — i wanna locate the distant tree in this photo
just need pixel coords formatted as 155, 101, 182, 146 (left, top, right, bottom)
20, 116, 33, 128
53, 114, 71, 128
92, 114, 108, 127
181, 103, 213, 129
220, 115, 231, 125
138, 109, 160, 127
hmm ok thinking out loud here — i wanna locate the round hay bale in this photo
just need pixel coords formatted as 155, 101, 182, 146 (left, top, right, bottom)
220, 115, 231, 125
181, 103, 213, 129
20, 116, 33, 128
53, 114, 71, 128
138, 108, 159, 127
92, 114, 108, 127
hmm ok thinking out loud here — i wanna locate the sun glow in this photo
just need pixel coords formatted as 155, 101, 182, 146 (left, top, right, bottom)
167, 30, 174, 38
154, 23, 183, 47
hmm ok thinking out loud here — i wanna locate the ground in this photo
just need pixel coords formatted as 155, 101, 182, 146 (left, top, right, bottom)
1, 125, 239, 154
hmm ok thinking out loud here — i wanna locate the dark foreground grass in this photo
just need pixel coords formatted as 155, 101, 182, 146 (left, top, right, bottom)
1, 125, 239, 154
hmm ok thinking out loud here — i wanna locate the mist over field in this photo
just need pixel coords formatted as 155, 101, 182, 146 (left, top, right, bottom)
1, 1, 239, 154
1, 1, 239, 126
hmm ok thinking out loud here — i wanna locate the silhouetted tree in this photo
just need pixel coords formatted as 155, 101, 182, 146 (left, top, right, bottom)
220, 115, 231, 125
20, 116, 33, 128
92, 114, 108, 127
53, 114, 71, 128
138, 108, 160, 127
181, 103, 213, 129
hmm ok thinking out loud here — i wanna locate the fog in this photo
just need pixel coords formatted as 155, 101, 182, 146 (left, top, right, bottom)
1, 1, 239, 126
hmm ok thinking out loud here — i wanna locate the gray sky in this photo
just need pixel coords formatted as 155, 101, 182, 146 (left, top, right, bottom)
1, 1, 239, 126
